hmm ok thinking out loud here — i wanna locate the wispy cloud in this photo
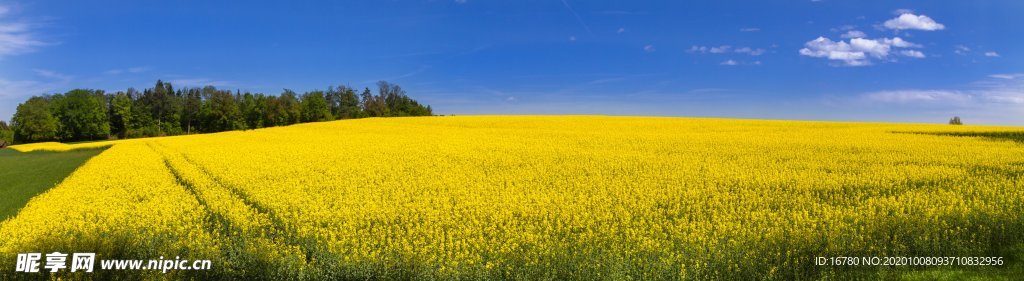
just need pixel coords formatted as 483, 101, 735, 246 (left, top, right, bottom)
954, 45, 970, 55
0, 4, 50, 59
591, 10, 636, 16
689, 45, 765, 56
843, 74, 1024, 124
863, 90, 969, 104
33, 69, 73, 80
167, 78, 233, 88
734, 47, 765, 56
358, 66, 431, 84
861, 75, 1024, 107
0, 69, 74, 121
990, 73, 1024, 80
840, 30, 866, 39
389, 66, 430, 81
984, 51, 1000, 57
0, 72, 70, 100
739, 27, 760, 32
105, 66, 151, 75
643, 45, 655, 53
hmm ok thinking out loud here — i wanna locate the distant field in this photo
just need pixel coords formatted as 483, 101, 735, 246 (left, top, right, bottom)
0, 147, 107, 220
2, 116, 1023, 280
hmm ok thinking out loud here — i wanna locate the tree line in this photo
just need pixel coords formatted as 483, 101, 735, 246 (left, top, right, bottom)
2, 80, 432, 145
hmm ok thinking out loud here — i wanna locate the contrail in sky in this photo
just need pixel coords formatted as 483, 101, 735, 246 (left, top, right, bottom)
561, 0, 593, 36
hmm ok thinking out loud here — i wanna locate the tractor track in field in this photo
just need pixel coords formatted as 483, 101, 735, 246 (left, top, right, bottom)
145, 142, 342, 277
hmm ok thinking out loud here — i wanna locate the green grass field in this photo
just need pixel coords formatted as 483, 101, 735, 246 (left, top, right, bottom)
0, 147, 108, 220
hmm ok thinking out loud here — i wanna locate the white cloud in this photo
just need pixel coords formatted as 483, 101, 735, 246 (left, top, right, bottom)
989, 73, 1024, 80
799, 37, 868, 66
643, 45, 655, 52
709, 45, 731, 53
893, 9, 915, 15
831, 25, 857, 32
0, 5, 48, 59
832, 75, 1024, 125
864, 90, 970, 104
840, 30, 866, 39
901, 49, 925, 58
900, 50, 925, 58
454, 0, 466, 3
849, 38, 891, 58
734, 47, 765, 56
739, 27, 760, 32
984, 51, 1000, 57
33, 69, 72, 80
617, 27, 625, 33
954, 45, 970, 55
882, 37, 921, 48
568, 35, 576, 42
799, 36, 922, 66
0, 69, 74, 121
883, 13, 945, 31
691, 45, 764, 56
720, 60, 738, 66
861, 76, 1024, 109
0, 78, 63, 100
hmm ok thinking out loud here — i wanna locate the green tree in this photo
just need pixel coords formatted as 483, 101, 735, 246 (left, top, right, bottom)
327, 86, 341, 119
0, 120, 14, 147
202, 87, 243, 132
182, 88, 202, 134
126, 87, 156, 137
333, 86, 363, 119
279, 89, 302, 125
301, 90, 333, 122
241, 92, 266, 129
360, 87, 385, 117
12, 96, 59, 142
138, 80, 182, 135
374, 81, 432, 117
109, 92, 133, 139
52, 89, 111, 141
6, 80, 434, 144
262, 95, 285, 127
949, 116, 963, 125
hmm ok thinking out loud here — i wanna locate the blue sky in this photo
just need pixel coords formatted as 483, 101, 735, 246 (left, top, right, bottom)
1, 0, 1022, 124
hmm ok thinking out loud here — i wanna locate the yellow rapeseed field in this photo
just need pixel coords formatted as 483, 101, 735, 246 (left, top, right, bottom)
2, 116, 1023, 279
